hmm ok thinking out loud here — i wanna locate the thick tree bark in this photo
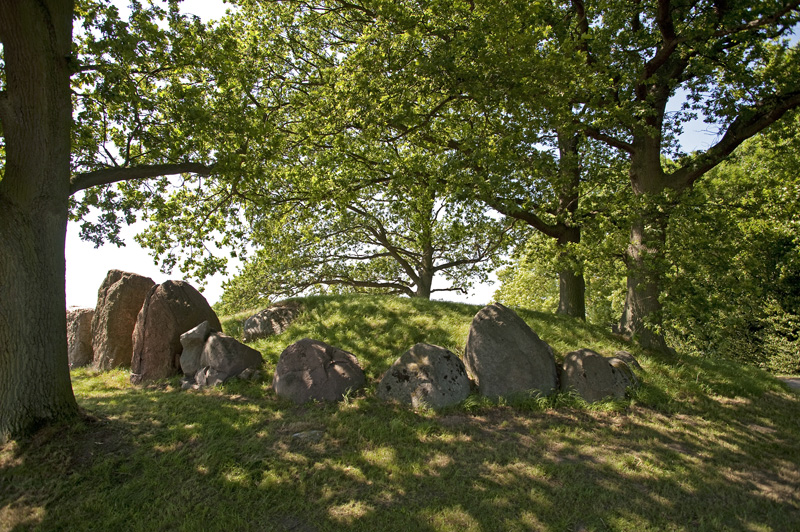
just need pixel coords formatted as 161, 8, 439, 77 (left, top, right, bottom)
616, 139, 673, 352
554, 133, 586, 320
0, 0, 79, 442
414, 242, 434, 299
558, 267, 586, 318
415, 272, 433, 299
616, 214, 670, 352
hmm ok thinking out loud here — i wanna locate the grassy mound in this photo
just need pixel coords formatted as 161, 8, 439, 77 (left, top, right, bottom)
2, 294, 798, 531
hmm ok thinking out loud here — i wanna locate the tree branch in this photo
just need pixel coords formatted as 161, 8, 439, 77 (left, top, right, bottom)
584, 127, 634, 153
304, 277, 415, 298
69, 162, 215, 195
672, 91, 800, 189
712, 1, 800, 39
485, 196, 567, 240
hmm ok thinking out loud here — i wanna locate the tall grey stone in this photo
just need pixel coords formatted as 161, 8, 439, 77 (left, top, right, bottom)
179, 321, 215, 377
464, 303, 558, 399
560, 349, 635, 402
273, 338, 365, 404
67, 308, 94, 368
130, 280, 221, 384
242, 301, 302, 342
378, 343, 471, 409
91, 270, 155, 370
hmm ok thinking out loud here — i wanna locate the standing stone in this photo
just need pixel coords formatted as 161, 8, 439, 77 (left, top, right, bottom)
273, 338, 365, 404
560, 349, 635, 402
179, 321, 215, 377
130, 280, 221, 384
464, 303, 558, 399
91, 270, 155, 370
67, 308, 94, 368
378, 343, 471, 409
242, 301, 302, 342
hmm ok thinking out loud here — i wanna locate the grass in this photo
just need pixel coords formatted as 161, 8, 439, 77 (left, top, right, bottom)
2, 294, 799, 531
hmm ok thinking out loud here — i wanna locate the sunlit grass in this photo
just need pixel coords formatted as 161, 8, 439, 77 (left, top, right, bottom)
2, 294, 799, 531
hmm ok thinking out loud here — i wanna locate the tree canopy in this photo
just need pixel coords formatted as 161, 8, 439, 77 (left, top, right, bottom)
2, 0, 800, 441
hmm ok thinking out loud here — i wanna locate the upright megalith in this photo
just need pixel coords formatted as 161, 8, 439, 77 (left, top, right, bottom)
464, 303, 558, 399
378, 343, 471, 409
130, 280, 221, 384
67, 308, 94, 368
273, 338, 365, 404
91, 270, 155, 370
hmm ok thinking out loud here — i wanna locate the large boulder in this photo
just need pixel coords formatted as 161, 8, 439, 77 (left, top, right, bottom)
179, 322, 264, 388
463, 303, 558, 399
560, 348, 635, 402
378, 343, 471, 409
199, 333, 263, 380
91, 270, 155, 370
130, 280, 221, 384
273, 338, 365, 404
242, 301, 302, 342
67, 308, 94, 368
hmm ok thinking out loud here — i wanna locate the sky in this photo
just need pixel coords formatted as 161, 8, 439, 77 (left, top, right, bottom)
64, 0, 724, 309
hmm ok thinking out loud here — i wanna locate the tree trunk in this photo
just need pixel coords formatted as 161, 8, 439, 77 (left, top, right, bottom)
0, 0, 79, 442
617, 144, 672, 353
414, 271, 433, 299
557, 267, 586, 319
616, 215, 670, 352
414, 243, 434, 299
554, 133, 586, 320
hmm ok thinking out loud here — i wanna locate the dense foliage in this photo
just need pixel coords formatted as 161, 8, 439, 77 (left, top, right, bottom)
664, 118, 800, 373
496, 117, 800, 373
3, 0, 800, 442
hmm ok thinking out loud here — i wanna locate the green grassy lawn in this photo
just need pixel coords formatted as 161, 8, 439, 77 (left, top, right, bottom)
2, 294, 799, 531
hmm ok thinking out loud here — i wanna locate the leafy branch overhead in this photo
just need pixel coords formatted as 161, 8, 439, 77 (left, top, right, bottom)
67, 0, 800, 331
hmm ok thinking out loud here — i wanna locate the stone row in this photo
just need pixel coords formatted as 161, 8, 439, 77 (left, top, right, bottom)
268, 303, 641, 408
68, 274, 641, 407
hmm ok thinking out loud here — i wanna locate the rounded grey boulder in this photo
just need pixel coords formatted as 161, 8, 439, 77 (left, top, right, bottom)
464, 303, 558, 399
560, 348, 635, 402
378, 343, 471, 409
199, 333, 263, 380
179, 321, 215, 377
242, 302, 302, 342
272, 338, 365, 404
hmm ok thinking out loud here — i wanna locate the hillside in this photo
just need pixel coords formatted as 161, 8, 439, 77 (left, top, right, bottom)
2, 294, 799, 532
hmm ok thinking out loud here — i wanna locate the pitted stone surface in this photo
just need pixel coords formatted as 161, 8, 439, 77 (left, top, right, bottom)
560, 348, 635, 402
92, 270, 155, 370
378, 343, 471, 409
67, 308, 94, 368
242, 302, 302, 342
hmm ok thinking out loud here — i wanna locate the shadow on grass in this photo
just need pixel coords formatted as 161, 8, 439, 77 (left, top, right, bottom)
4, 295, 798, 531
2, 368, 799, 532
